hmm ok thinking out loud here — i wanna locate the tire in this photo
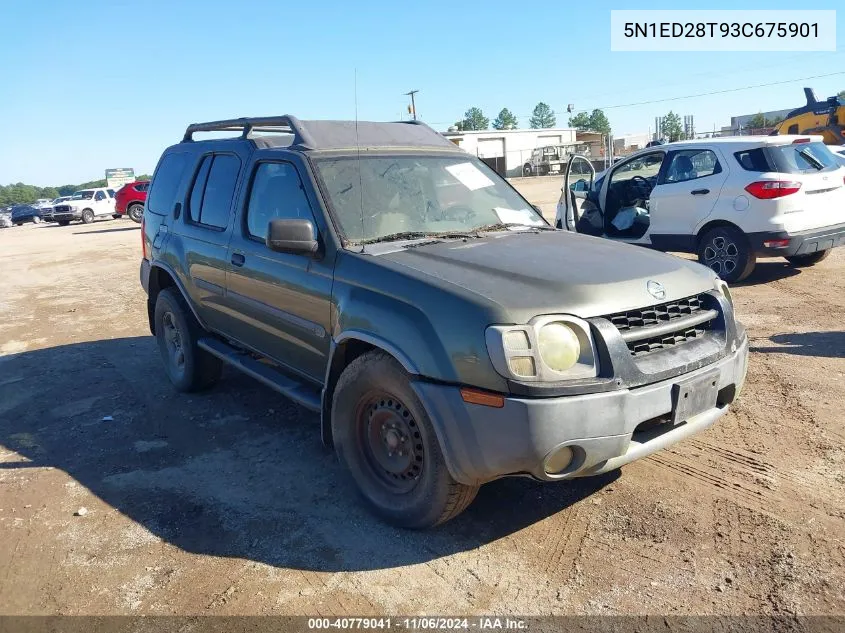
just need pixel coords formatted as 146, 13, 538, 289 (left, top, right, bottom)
112, 214, 122, 220
786, 249, 830, 267
14, 223, 22, 226
127, 203, 144, 223
58, 220, 70, 226
331, 351, 479, 529
523, 165, 532, 177
697, 226, 756, 283
153, 288, 222, 392
81, 209, 95, 224
33, 216, 42, 224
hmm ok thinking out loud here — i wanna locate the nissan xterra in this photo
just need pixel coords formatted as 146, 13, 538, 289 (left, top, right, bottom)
140, 116, 749, 528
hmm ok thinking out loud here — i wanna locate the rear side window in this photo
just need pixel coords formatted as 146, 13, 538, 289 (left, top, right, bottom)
147, 152, 189, 215
734, 148, 771, 172
187, 154, 240, 229
768, 142, 839, 174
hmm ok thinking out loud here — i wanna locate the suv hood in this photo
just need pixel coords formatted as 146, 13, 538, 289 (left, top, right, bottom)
378, 231, 716, 322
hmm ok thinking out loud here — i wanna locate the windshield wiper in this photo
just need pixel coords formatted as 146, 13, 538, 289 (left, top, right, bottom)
798, 148, 825, 170
472, 222, 555, 233
355, 230, 480, 246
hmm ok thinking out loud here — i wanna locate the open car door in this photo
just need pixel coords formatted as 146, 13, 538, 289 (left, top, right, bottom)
556, 155, 595, 231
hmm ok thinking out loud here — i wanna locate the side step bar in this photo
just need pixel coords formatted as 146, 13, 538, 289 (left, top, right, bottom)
198, 337, 321, 412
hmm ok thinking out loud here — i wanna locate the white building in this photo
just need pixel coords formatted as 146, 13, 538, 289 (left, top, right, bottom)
441, 127, 577, 177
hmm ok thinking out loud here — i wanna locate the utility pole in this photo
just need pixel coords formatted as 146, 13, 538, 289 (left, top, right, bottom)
404, 90, 419, 120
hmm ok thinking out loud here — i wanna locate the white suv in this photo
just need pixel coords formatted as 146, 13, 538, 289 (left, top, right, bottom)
556, 135, 845, 282
51, 187, 117, 225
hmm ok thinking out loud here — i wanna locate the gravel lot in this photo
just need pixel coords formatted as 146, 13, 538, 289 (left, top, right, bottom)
1, 195, 843, 616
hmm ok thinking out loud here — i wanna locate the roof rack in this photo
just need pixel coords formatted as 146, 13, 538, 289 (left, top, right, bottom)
182, 115, 316, 147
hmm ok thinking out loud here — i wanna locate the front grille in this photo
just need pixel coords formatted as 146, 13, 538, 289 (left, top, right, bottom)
54, 205, 70, 213
605, 294, 717, 357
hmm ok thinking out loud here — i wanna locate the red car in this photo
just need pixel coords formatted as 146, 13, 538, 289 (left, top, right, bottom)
114, 180, 149, 223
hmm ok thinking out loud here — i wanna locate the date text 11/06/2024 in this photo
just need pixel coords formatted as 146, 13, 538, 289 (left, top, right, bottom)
307, 617, 528, 630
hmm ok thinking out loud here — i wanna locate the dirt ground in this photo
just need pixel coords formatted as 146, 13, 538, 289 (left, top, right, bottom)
1, 197, 843, 616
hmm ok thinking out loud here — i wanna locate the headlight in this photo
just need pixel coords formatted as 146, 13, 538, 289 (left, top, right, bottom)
538, 322, 580, 372
486, 316, 598, 382
714, 277, 733, 308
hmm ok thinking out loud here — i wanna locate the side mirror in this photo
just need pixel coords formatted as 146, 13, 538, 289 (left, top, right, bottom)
266, 218, 319, 256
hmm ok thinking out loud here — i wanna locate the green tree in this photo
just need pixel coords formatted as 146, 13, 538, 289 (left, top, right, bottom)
747, 112, 767, 129
587, 109, 611, 135
660, 111, 684, 142
492, 108, 518, 130
838, 90, 845, 100
568, 112, 591, 130
568, 109, 611, 135
529, 102, 556, 128
459, 107, 489, 131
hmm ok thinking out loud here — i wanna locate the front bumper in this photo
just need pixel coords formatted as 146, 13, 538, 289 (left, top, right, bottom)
52, 211, 82, 222
413, 333, 748, 486
748, 222, 845, 257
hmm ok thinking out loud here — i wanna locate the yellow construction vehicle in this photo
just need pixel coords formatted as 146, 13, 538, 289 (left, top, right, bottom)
773, 88, 845, 144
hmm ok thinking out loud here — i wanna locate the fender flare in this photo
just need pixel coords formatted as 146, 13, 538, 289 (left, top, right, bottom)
146, 261, 207, 334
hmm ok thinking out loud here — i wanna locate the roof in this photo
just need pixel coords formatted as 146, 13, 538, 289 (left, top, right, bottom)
631, 135, 825, 152
182, 115, 461, 152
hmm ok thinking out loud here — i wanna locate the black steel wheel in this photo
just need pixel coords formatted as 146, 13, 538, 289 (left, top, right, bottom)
332, 351, 479, 528
357, 393, 425, 494
153, 288, 221, 392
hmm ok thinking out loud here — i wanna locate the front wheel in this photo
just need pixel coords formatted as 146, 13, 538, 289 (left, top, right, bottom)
786, 250, 830, 267
154, 288, 222, 392
81, 209, 95, 224
33, 216, 42, 224
331, 351, 479, 528
127, 203, 144, 223
697, 226, 756, 283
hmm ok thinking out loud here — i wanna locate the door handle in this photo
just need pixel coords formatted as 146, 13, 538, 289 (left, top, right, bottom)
690, 189, 710, 195
231, 253, 245, 267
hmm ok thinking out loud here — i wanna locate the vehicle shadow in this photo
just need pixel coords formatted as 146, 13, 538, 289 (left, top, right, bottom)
0, 337, 616, 572
734, 261, 800, 286
73, 226, 140, 235
750, 331, 845, 358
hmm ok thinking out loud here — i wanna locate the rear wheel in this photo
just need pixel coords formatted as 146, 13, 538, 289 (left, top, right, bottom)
786, 250, 830, 267
697, 226, 756, 283
154, 288, 222, 392
81, 209, 95, 224
127, 203, 144, 223
331, 351, 479, 528
112, 214, 121, 220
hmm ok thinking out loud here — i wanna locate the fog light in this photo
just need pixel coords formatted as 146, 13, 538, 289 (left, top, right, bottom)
544, 445, 574, 475
763, 239, 790, 248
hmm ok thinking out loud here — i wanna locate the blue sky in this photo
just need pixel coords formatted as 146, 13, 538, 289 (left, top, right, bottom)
2, 0, 844, 185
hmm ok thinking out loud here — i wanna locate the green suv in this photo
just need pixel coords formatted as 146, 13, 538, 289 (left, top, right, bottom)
140, 116, 749, 528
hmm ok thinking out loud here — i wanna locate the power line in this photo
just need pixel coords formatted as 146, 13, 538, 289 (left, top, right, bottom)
594, 70, 845, 110
426, 70, 845, 127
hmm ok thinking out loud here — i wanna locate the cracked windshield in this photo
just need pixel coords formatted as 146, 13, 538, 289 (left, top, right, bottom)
315, 156, 547, 244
